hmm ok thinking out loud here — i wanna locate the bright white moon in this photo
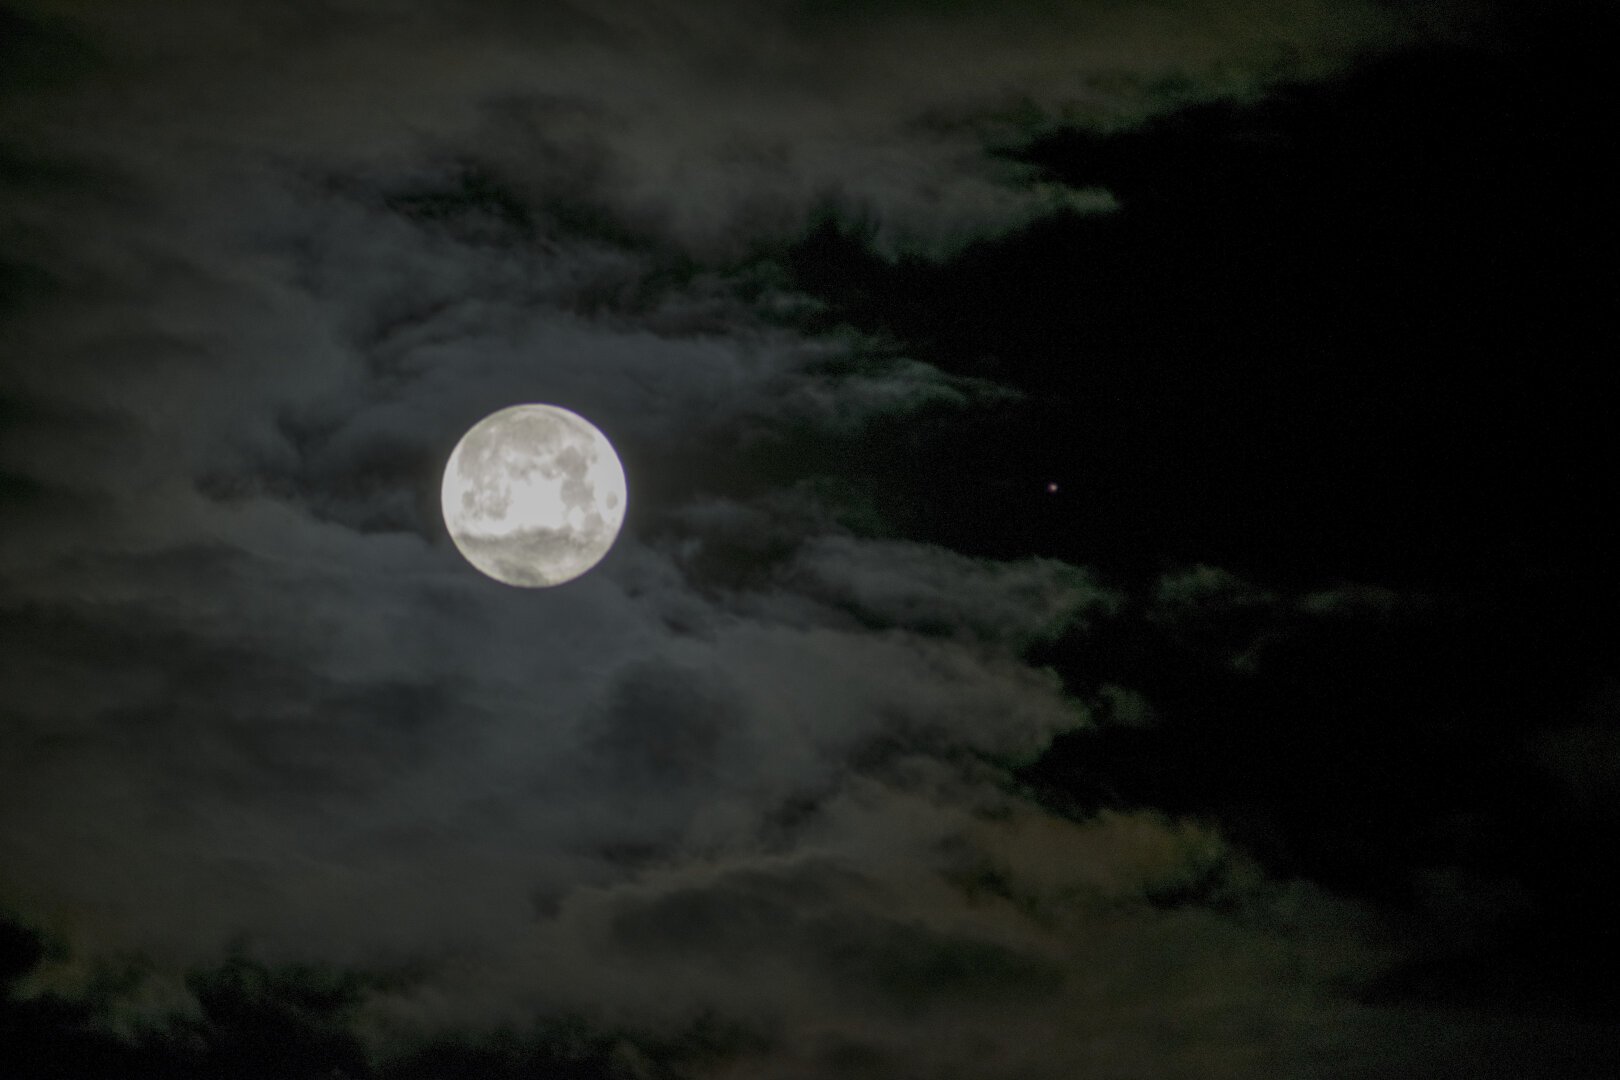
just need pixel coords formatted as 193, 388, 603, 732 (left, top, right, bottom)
441, 404, 627, 587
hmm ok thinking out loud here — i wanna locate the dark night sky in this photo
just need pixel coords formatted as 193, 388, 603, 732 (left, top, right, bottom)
2, 2, 1616, 1078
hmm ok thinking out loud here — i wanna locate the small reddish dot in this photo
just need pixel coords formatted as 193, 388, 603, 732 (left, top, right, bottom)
1046, 482, 1060, 494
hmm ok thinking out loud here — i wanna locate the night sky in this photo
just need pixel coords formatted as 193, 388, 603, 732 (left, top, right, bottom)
2, 2, 1616, 1078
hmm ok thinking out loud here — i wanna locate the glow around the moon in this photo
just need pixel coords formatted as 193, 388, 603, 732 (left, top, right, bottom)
441, 404, 627, 587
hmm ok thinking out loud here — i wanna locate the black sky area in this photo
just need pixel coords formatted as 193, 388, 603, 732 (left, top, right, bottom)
782, 16, 1617, 1011
787, 35, 1609, 588
2, 2, 1617, 1078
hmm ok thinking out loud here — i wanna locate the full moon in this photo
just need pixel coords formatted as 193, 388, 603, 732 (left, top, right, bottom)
441, 404, 628, 587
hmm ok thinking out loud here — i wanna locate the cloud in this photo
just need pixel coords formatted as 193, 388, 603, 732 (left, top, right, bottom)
338, 763, 1397, 1079
0, 1, 1513, 1076
1145, 565, 1422, 672
775, 533, 1119, 644
3, 459, 1415, 1077
1154, 564, 1278, 613
5, 0, 1470, 256
1295, 582, 1405, 616
1093, 682, 1158, 727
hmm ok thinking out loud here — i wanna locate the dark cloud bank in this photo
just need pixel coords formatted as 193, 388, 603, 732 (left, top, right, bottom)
2, 1, 1616, 1077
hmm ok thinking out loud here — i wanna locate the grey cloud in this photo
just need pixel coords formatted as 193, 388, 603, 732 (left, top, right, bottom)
1, 146, 977, 554
5, 0, 1469, 257
1154, 563, 1279, 614
1156, 568, 1420, 623
372, 769, 1395, 1080
780, 533, 1120, 644
1093, 682, 1158, 727
1296, 582, 1406, 616
0, 1, 1498, 1075
657, 496, 1119, 642
1148, 564, 1419, 672
605, 867, 1065, 1006
0, 477, 1104, 967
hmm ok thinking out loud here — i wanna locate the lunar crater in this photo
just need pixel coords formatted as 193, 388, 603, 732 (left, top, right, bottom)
441, 404, 628, 587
